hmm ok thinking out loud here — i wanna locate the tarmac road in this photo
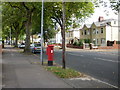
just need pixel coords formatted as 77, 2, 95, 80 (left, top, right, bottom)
42, 48, 119, 88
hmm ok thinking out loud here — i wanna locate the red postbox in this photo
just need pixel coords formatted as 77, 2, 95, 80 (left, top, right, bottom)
46, 45, 54, 66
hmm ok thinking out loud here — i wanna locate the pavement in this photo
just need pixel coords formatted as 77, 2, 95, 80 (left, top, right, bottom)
2, 46, 71, 88
1, 45, 119, 88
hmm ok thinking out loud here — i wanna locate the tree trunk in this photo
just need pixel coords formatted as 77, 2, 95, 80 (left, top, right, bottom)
24, 12, 31, 53
15, 35, 18, 47
24, 21, 31, 53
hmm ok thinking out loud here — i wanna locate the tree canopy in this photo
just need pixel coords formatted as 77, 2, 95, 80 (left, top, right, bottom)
110, 0, 120, 12
2, 2, 95, 51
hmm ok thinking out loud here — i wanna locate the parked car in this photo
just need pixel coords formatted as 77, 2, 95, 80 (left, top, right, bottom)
30, 43, 41, 53
18, 43, 25, 49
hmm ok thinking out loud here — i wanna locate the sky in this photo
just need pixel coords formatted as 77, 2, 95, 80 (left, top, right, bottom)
84, 1, 118, 25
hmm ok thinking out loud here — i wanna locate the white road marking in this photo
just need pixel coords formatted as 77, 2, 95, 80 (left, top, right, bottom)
94, 57, 118, 63
67, 53, 84, 57
68, 52, 118, 63
99, 52, 119, 56
69, 76, 118, 88
69, 77, 92, 81
92, 78, 118, 88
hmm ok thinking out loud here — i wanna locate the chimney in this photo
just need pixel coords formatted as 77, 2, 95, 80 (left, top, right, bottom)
98, 16, 104, 22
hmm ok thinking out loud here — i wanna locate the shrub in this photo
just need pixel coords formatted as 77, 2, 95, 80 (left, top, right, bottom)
73, 41, 78, 46
77, 39, 84, 46
84, 39, 91, 43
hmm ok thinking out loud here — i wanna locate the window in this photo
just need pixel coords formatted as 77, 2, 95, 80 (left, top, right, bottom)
87, 30, 90, 35
93, 39, 96, 44
93, 39, 99, 45
93, 28, 96, 34
101, 38, 105, 44
84, 30, 87, 35
96, 29, 99, 34
114, 21, 116, 24
82, 31, 83, 35
101, 28, 103, 33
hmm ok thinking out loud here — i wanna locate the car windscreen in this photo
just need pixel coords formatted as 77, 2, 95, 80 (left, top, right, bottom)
21, 43, 25, 45
35, 44, 41, 47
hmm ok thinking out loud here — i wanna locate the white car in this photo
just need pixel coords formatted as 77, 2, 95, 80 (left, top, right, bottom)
18, 43, 25, 49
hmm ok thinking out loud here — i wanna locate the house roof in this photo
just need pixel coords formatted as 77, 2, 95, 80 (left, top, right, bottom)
93, 19, 117, 27
68, 27, 81, 31
81, 24, 91, 29
81, 19, 118, 29
85, 24, 91, 28
94, 22, 106, 27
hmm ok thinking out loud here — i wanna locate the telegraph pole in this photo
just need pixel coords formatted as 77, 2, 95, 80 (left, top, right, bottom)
40, 0, 44, 65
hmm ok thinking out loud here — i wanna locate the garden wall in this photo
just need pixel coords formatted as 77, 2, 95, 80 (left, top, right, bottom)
98, 41, 120, 49
66, 44, 83, 49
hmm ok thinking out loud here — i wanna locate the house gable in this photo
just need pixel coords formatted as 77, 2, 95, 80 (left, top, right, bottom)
91, 23, 97, 29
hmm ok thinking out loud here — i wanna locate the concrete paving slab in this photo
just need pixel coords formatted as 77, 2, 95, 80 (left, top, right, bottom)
2, 46, 72, 88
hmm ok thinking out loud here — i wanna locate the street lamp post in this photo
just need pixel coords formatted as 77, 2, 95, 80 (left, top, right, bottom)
40, 0, 44, 65
62, 0, 66, 69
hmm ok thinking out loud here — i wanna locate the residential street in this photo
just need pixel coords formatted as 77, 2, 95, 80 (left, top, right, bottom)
40, 48, 118, 88
2, 1, 119, 89
1, 45, 118, 88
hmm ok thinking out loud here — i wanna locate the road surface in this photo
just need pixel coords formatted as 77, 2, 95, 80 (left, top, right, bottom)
40, 48, 119, 88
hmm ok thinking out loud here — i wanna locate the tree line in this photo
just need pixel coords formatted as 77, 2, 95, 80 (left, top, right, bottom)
2, 1, 119, 68
2, 2, 95, 52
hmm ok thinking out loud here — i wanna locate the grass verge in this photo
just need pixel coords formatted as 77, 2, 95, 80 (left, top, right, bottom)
44, 66, 86, 78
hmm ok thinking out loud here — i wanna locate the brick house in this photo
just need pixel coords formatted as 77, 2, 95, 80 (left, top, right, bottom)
80, 16, 119, 46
